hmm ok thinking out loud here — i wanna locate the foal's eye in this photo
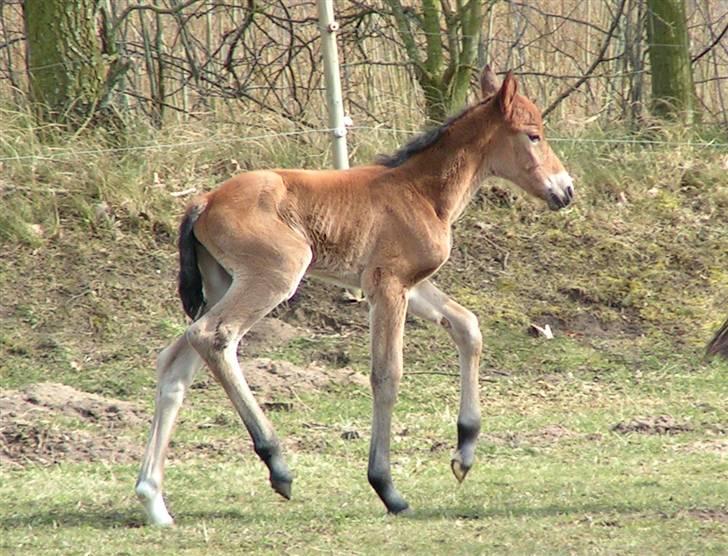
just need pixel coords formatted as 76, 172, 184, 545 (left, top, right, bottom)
528, 133, 541, 144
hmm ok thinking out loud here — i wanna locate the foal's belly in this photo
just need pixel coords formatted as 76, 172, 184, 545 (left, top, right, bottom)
308, 268, 362, 291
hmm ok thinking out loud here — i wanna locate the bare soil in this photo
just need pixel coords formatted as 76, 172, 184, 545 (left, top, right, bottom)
674, 439, 728, 456
243, 358, 368, 401
0, 358, 368, 467
681, 508, 728, 523
0, 383, 143, 466
1, 382, 145, 426
244, 317, 307, 355
611, 415, 694, 435
531, 310, 644, 340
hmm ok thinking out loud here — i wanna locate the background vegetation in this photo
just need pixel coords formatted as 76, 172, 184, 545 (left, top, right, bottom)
0, 1, 726, 554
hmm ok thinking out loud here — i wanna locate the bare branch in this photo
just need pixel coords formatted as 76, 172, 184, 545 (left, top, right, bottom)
691, 21, 728, 64
541, 0, 628, 119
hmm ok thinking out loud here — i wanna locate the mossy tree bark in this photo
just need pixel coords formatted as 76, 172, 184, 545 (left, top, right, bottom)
24, 0, 106, 125
646, 0, 696, 123
385, 0, 489, 123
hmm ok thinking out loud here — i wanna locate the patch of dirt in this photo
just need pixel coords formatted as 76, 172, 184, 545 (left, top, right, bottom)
532, 311, 643, 339
274, 279, 369, 334
674, 439, 728, 455
243, 358, 368, 402
530, 424, 577, 441
681, 508, 728, 522
0, 383, 144, 466
656, 508, 728, 523
611, 415, 693, 435
0, 361, 367, 466
429, 440, 449, 452
0, 382, 145, 426
0, 421, 141, 466
243, 318, 306, 355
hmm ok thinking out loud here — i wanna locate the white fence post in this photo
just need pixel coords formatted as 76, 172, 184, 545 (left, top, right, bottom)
318, 0, 350, 170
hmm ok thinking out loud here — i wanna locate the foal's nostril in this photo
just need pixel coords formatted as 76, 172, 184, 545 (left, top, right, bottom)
555, 188, 571, 209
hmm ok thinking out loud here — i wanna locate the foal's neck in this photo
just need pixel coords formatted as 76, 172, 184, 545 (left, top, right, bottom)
406, 104, 497, 225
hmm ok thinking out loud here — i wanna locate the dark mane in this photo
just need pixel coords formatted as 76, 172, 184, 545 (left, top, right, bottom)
375, 100, 489, 168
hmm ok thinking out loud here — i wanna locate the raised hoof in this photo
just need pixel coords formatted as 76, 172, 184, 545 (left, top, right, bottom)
451, 458, 471, 483
271, 478, 292, 500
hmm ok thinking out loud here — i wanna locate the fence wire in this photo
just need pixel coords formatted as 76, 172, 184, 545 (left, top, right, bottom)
0, 126, 725, 165
0, 0, 726, 129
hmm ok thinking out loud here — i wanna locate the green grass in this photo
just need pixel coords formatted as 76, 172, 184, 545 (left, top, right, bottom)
1, 112, 727, 553
2, 361, 726, 555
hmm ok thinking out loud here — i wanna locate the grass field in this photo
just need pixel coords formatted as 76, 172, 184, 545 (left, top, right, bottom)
1, 114, 727, 554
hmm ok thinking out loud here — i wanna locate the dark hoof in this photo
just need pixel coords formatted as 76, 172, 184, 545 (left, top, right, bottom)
271, 478, 292, 500
388, 502, 412, 516
451, 457, 471, 483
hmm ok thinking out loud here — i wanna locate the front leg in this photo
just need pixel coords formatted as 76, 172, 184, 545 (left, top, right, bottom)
364, 270, 410, 514
408, 280, 482, 482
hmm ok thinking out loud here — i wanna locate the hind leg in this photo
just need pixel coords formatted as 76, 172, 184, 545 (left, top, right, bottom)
185, 244, 311, 500
136, 336, 203, 526
136, 247, 231, 526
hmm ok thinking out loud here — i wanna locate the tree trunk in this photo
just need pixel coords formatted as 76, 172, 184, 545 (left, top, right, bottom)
646, 0, 696, 123
24, 0, 106, 125
385, 0, 486, 123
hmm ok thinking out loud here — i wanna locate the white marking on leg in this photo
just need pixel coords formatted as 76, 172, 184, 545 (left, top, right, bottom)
136, 337, 202, 526
136, 479, 174, 527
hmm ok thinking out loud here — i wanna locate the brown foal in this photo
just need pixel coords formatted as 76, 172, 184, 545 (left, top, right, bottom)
136, 66, 575, 525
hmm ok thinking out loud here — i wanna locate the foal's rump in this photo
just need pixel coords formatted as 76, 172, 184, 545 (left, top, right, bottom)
175, 170, 295, 320
184, 171, 315, 308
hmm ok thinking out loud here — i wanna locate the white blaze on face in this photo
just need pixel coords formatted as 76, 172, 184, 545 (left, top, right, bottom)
548, 171, 574, 194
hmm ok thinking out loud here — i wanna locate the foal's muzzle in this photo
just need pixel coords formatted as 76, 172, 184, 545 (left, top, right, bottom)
546, 172, 575, 211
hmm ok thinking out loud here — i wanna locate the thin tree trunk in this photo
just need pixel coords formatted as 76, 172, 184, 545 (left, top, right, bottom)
646, 0, 696, 123
0, 3, 20, 103
384, 0, 484, 123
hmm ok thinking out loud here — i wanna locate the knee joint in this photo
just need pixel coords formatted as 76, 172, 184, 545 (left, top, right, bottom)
185, 323, 207, 352
451, 312, 482, 354
186, 319, 234, 356
159, 381, 186, 406
369, 371, 401, 403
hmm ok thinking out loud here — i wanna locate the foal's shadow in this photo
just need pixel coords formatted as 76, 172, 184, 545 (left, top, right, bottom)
5, 501, 643, 530
1, 508, 148, 530
2, 507, 264, 530
406, 500, 642, 521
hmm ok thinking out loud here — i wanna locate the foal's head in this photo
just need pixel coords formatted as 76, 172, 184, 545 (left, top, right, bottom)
480, 66, 574, 210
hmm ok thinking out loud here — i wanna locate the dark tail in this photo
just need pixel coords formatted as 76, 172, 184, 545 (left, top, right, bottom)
706, 317, 728, 361
178, 203, 206, 320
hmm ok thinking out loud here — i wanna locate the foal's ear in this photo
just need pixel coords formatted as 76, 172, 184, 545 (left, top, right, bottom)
480, 65, 501, 97
498, 71, 518, 121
